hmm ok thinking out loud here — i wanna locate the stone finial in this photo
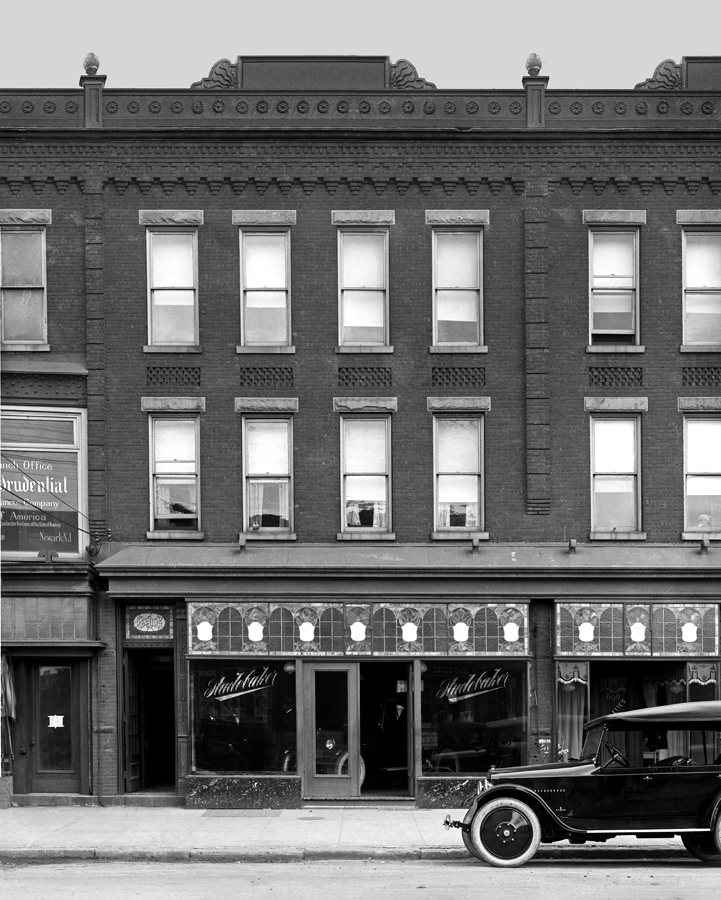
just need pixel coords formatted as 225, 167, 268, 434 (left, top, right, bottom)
83, 53, 100, 76
525, 53, 542, 77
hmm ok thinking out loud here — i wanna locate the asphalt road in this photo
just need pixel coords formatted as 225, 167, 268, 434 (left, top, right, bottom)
1, 858, 718, 900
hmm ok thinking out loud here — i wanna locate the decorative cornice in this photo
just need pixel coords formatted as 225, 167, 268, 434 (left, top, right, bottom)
191, 59, 238, 90
635, 59, 682, 91
234, 397, 298, 413
333, 397, 397, 413
141, 397, 206, 411
232, 210, 296, 226
0, 208, 52, 224
389, 59, 436, 91
427, 397, 491, 412
139, 209, 203, 225
584, 397, 648, 412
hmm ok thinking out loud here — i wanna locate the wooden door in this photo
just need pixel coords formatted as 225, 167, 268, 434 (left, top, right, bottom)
123, 651, 142, 792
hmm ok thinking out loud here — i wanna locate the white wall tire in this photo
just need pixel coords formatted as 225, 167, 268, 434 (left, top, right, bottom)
469, 797, 541, 867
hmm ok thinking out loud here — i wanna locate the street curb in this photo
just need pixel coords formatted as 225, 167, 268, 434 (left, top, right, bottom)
0, 846, 690, 864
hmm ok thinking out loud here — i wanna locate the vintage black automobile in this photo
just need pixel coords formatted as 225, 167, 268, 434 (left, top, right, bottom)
444, 700, 721, 867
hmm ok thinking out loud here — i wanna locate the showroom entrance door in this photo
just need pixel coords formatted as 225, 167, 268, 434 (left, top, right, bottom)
302, 661, 413, 800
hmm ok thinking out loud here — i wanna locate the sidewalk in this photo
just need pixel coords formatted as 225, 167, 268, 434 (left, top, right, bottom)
0, 805, 688, 863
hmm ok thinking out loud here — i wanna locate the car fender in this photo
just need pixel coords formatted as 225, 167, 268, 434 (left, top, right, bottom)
465, 783, 582, 836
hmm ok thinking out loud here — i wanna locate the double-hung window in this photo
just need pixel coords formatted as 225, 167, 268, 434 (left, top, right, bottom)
150, 417, 200, 531
589, 229, 639, 345
433, 230, 482, 346
338, 230, 388, 346
434, 417, 482, 531
684, 418, 721, 533
240, 231, 291, 347
147, 229, 198, 346
683, 232, 721, 346
341, 417, 390, 532
0, 226, 47, 346
243, 418, 292, 532
590, 417, 640, 534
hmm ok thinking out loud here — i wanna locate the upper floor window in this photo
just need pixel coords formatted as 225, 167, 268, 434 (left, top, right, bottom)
434, 416, 482, 530
147, 229, 198, 346
338, 230, 388, 346
0, 227, 46, 346
591, 417, 640, 533
684, 417, 721, 533
150, 417, 200, 531
243, 418, 292, 532
433, 230, 482, 346
341, 416, 390, 532
589, 229, 639, 345
240, 231, 291, 347
683, 232, 721, 346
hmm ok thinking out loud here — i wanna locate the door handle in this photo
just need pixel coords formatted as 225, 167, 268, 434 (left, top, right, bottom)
642, 776, 653, 781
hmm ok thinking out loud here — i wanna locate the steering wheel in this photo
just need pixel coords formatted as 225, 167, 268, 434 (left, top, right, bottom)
604, 740, 629, 768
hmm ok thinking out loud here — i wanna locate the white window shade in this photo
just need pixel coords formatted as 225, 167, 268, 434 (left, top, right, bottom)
686, 234, 721, 286
151, 233, 194, 287
244, 234, 286, 287
438, 419, 479, 471
436, 232, 479, 287
593, 232, 634, 287
594, 419, 636, 472
344, 419, 386, 472
246, 421, 289, 475
341, 233, 384, 287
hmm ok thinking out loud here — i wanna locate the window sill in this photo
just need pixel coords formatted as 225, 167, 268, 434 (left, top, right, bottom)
589, 531, 646, 541
236, 345, 296, 355
243, 532, 297, 541
429, 346, 488, 354
586, 345, 645, 354
144, 345, 202, 353
1, 343, 50, 352
679, 345, 721, 353
681, 531, 721, 541
335, 345, 394, 354
146, 531, 205, 540
430, 531, 489, 541
336, 532, 396, 541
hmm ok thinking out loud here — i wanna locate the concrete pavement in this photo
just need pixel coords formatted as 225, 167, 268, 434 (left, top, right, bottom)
0, 805, 689, 863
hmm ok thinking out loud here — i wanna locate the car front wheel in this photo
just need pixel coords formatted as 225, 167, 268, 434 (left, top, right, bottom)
469, 797, 541, 867
682, 833, 721, 866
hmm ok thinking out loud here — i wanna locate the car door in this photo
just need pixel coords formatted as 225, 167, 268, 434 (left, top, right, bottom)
601, 764, 677, 828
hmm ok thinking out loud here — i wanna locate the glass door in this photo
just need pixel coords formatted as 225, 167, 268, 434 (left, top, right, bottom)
303, 662, 361, 799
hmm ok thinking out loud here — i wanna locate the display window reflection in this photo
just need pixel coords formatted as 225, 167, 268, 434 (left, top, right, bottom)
190, 661, 296, 774
421, 661, 527, 775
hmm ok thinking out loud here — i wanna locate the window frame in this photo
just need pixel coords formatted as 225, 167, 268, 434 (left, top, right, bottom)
148, 415, 201, 534
0, 406, 87, 558
432, 228, 483, 348
337, 227, 389, 348
683, 415, 721, 535
433, 414, 484, 532
339, 414, 392, 534
146, 227, 199, 347
682, 228, 721, 347
241, 415, 294, 534
588, 227, 640, 346
590, 415, 642, 535
239, 228, 292, 348
0, 225, 48, 347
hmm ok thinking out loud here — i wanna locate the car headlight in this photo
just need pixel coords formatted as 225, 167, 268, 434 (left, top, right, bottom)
325, 738, 335, 750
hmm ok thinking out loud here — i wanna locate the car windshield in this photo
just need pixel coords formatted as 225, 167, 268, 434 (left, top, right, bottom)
580, 724, 604, 761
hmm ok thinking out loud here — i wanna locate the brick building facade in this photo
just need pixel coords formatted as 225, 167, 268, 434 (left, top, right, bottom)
1, 54, 719, 808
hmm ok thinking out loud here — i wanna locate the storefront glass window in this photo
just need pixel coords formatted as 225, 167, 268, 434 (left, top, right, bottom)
421, 661, 527, 775
190, 661, 296, 774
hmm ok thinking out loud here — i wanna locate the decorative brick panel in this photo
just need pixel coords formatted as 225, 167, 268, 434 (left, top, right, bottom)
337, 367, 392, 388
238, 367, 293, 388
682, 367, 721, 387
146, 366, 201, 388
588, 366, 643, 387
431, 367, 485, 388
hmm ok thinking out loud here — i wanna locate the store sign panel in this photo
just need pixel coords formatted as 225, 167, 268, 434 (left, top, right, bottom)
1, 451, 80, 554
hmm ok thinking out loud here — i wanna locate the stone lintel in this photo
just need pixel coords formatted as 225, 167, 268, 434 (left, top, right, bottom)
678, 397, 721, 411
0, 209, 52, 225
427, 397, 491, 412
425, 210, 489, 226
583, 210, 647, 225
332, 211, 395, 226
141, 397, 206, 412
234, 398, 299, 413
676, 210, 721, 225
139, 210, 204, 226
232, 210, 296, 226
333, 397, 397, 413
584, 397, 648, 412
